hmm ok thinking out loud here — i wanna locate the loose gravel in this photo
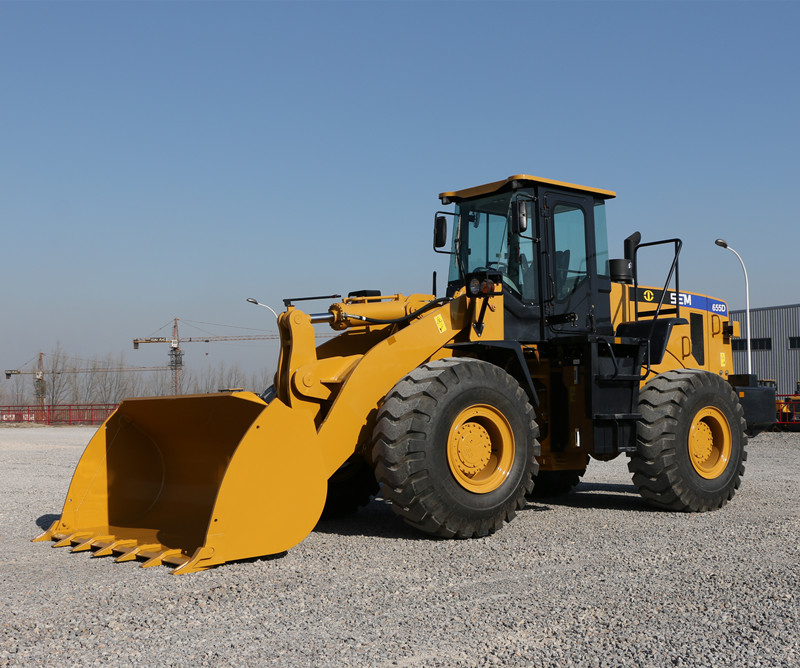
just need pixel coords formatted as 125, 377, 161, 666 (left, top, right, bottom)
1, 426, 798, 667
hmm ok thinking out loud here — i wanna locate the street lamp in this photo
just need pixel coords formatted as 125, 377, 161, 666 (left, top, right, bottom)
715, 238, 752, 375
246, 297, 279, 319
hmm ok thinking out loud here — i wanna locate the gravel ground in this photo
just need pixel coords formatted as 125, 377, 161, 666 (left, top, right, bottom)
1, 426, 798, 667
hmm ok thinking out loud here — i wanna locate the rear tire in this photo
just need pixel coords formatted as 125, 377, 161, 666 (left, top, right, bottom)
372, 359, 539, 538
629, 369, 747, 511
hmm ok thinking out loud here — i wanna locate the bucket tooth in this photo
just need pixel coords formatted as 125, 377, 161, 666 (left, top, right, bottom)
140, 549, 185, 569
72, 535, 114, 553
32, 520, 61, 543
92, 539, 137, 558
53, 533, 92, 548
170, 546, 216, 575
114, 543, 163, 563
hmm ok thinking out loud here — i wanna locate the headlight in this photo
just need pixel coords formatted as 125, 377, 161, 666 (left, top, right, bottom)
468, 277, 495, 296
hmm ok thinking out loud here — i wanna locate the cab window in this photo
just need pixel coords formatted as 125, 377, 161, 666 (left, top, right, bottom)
553, 204, 588, 301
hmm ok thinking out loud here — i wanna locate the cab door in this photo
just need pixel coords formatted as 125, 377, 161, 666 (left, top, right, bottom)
539, 189, 607, 339
502, 196, 545, 342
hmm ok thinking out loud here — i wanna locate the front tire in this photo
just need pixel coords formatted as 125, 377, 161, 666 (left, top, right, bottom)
372, 359, 540, 538
629, 369, 747, 511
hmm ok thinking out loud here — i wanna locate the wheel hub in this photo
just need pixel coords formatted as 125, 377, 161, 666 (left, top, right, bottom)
688, 407, 732, 479
446, 404, 515, 493
452, 422, 492, 475
689, 421, 714, 466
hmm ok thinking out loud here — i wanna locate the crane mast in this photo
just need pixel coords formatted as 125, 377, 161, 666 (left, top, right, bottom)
133, 318, 280, 395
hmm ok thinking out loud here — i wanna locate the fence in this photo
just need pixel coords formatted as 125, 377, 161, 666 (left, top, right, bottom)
0, 404, 118, 426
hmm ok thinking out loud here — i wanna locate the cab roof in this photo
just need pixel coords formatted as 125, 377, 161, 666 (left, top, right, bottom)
438, 174, 616, 204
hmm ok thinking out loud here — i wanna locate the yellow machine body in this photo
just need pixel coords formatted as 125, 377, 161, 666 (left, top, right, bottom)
536, 283, 738, 473
609, 283, 736, 379
37, 174, 754, 572
36, 281, 735, 572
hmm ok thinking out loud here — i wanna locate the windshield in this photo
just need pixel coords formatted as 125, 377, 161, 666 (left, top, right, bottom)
448, 192, 537, 302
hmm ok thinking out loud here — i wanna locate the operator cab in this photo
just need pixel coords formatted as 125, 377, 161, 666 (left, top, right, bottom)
436, 175, 616, 342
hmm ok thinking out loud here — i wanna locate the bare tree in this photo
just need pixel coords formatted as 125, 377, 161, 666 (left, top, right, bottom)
0, 383, 11, 406
65, 358, 97, 404
3, 344, 275, 405
139, 368, 173, 398
1, 374, 30, 406
44, 344, 71, 406
185, 362, 275, 395
91, 353, 134, 403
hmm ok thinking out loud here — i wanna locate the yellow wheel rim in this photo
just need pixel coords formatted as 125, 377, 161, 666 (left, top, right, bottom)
447, 405, 515, 493
688, 406, 732, 479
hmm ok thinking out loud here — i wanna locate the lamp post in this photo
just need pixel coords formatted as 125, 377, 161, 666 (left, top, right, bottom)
715, 239, 751, 375
246, 297, 279, 319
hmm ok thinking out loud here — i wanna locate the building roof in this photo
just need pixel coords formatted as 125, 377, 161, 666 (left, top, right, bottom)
729, 303, 800, 315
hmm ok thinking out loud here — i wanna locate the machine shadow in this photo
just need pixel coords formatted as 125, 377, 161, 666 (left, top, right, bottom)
534, 482, 656, 512
313, 496, 446, 541
36, 514, 60, 530
314, 482, 655, 541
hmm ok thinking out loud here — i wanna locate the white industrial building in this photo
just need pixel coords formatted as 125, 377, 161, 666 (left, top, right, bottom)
729, 303, 800, 396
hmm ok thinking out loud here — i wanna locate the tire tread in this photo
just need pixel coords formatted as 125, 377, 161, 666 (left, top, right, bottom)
629, 369, 747, 512
373, 358, 540, 538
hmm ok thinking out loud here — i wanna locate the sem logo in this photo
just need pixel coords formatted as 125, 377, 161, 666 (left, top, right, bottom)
669, 292, 693, 307
643, 290, 654, 301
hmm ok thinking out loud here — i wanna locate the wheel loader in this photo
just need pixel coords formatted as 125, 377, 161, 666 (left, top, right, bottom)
35, 174, 776, 573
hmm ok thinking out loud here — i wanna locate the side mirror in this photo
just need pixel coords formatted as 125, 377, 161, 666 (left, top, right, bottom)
511, 200, 528, 234
434, 215, 448, 249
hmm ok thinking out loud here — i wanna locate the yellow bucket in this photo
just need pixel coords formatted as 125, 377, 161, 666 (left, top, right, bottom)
35, 391, 327, 573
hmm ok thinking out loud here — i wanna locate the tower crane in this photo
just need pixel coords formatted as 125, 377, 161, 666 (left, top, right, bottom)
133, 318, 280, 395
4, 352, 169, 408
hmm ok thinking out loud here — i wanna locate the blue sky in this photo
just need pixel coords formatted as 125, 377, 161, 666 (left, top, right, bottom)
2, 0, 798, 378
